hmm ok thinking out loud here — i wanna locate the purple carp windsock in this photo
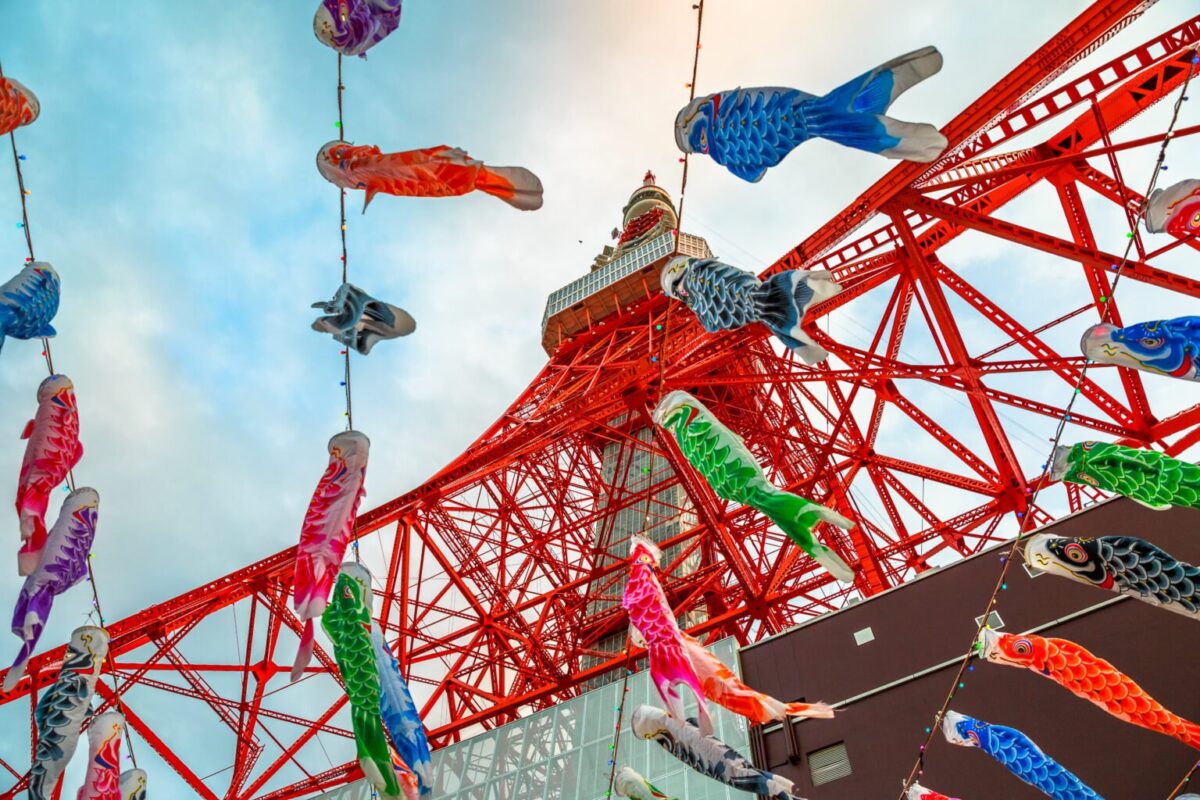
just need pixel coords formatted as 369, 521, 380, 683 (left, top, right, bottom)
291, 430, 369, 682
675, 47, 946, 182
660, 256, 839, 363
631, 706, 802, 800
75, 711, 124, 800
5, 487, 99, 691
314, 0, 402, 57
28, 626, 109, 800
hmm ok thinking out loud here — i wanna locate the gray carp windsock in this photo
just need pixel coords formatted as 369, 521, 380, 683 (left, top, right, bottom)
28, 626, 109, 800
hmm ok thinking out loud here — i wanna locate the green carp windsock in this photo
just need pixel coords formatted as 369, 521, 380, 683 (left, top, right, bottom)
322, 562, 400, 799
653, 390, 855, 582
1050, 441, 1200, 511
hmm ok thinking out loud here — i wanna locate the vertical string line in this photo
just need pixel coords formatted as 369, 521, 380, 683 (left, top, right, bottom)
896, 48, 1197, 799
2, 60, 136, 769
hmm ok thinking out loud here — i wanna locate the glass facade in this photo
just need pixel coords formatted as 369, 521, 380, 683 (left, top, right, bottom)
317, 637, 749, 800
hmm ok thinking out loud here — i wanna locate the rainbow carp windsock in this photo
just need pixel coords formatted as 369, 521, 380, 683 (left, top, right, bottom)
631, 706, 803, 800
17, 374, 83, 576
615, 766, 679, 800
5, 487, 99, 691
654, 391, 855, 582
118, 769, 147, 800
291, 430, 369, 682
317, 141, 543, 211
1024, 534, 1198, 621
682, 632, 833, 724
1143, 179, 1200, 236
1050, 441, 1200, 511
675, 47, 946, 182
0, 262, 59, 355
372, 624, 432, 795
322, 562, 401, 799
980, 630, 1200, 750
314, 0, 402, 57
907, 784, 960, 800
1080, 317, 1200, 382
27, 626, 109, 800
660, 256, 839, 363
0, 76, 39, 137
942, 711, 1102, 800
75, 711, 124, 800
622, 535, 713, 736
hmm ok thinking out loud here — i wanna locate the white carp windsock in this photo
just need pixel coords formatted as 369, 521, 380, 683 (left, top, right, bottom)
5, 487, 99, 691
291, 431, 369, 682
118, 769, 147, 800
28, 626, 109, 800
17, 374, 83, 575
75, 711, 124, 800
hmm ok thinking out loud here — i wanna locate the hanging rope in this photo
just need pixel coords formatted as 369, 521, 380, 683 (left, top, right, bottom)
2, 60, 138, 771
896, 47, 1198, 799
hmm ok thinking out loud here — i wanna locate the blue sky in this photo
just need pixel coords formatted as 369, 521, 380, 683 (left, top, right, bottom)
1, 0, 1197, 796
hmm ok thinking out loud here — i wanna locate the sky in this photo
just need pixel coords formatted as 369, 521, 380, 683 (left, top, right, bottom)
1, 0, 1197, 796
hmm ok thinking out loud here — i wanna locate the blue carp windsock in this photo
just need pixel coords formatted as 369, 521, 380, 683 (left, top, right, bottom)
118, 769, 147, 800
372, 624, 432, 795
631, 706, 802, 800
5, 487, 99, 691
654, 391, 855, 582
1081, 317, 1200, 382
28, 626, 109, 800
1143, 178, 1200, 236
942, 711, 1102, 800
615, 766, 679, 800
661, 256, 839, 363
0, 262, 59, 355
675, 47, 946, 182
1025, 534, 1198, 621
1051, 441, 1200, 511
322, 563, 401, 799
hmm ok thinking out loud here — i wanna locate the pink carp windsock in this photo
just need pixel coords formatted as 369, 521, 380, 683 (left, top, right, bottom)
1143, 179, 1200, 236
75, 711, 124, 800
291, 430, 369, 682
980, 629, 1200, 750
28, 626, 109, 800
907, 784, 960, 800
317, 141, 544, 211
631, 706, 802, 800
5, 487, 99, 691
118, 769, 147, 800
0, 76, 39, 137
622, 535, 713, 735
17, 374, 83, 576
682, 632, 833, 724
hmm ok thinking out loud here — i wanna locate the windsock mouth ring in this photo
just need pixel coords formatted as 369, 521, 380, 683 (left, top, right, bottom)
940, 710, 969, 745
674, 99, 705, 153
1079, 323, 1118, 358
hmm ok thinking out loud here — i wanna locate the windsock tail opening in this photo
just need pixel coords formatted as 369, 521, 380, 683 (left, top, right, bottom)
756, 270, 841, 363
354, 705, 402, 798
754, 489, 856, 582
875, 117, 948, 163
1179, 720, 1200, 751
2, 653, 30, 692
290, 620, 316, 683
829, 46, 943, 116
784, 701, 835, 719
476, 166, 544, 210
16, 529, 45, 577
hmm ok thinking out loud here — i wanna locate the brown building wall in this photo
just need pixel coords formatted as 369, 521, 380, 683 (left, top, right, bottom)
739, 498, 1200, 799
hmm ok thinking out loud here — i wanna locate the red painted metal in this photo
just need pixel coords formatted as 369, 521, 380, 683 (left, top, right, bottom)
3, 3, 1200, 798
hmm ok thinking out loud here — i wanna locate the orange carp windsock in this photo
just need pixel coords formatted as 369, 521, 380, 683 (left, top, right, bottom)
316, 141, 543, 212
16, 375, 83, 576
981, 629, 1200, 750
0, 77, 39, 137
681, 632, 833, 724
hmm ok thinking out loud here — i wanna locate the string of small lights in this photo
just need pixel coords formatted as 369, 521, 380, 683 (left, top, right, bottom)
2, 60, 140, 773
896, 47, 1198, 800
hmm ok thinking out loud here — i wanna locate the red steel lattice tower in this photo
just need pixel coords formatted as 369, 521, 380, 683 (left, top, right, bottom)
4, 2, 1200, 797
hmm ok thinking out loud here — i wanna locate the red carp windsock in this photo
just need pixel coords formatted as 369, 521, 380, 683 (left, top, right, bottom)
907, 784, 960, 800
980, 629, 1200, 750
0, 76, 39, 137
16, 374, 83, 576
291, 431, 369, 682
316, 141, 543, 212
1143, 179, 1200, 236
